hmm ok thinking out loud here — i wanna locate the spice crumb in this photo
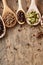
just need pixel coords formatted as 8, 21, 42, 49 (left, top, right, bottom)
18, 29, 22, 32
27, 43, 31, 47
26, 7, 28, 10
36, 32, 43, 39
14, 47, 17, 51
37, 49, 41, 52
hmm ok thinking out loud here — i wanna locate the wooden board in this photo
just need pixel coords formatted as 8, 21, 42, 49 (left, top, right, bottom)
0, 0, 43, 65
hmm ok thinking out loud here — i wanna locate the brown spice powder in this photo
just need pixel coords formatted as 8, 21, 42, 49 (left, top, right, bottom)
3, 12, 17, 27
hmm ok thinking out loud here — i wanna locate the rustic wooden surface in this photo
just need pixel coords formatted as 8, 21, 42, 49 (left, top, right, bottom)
0, 0, 43, 65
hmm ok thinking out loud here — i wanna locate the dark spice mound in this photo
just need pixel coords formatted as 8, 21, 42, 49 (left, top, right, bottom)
0, 19, 4, 36
17, 10, 26, 23
3, 12, 16, 27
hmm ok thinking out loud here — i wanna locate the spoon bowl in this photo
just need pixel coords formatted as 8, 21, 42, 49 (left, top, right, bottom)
2, 0, 17, 28
16, 0, 26, 25
41, 15, 43, 27
26, 0, 41, 26
0, 16, 6, 38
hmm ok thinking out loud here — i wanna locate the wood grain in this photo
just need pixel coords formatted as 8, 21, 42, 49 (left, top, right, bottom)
0, 0, 43, 65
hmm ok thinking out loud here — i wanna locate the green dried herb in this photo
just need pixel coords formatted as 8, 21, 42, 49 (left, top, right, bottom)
26, 11, 39, 24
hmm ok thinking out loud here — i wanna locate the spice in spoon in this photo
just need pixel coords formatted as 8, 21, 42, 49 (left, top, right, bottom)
41, 15, 43, 27
3, 12, 17, 27
0, 19, 4, 36
17, 10, 26, 24
26, 11, 39, 24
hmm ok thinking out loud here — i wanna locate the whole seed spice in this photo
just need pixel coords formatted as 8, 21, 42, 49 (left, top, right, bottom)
41, 15, 43, 27
26, 11, 39, 24
0, 19, 4, 36
3, 12, 17, 27
17, 10, 26, 23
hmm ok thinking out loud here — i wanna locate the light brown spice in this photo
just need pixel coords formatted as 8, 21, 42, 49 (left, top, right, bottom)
3, 12, 17, 28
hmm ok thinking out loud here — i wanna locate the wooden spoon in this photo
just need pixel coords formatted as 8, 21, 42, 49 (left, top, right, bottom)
26, 0, 41, 26
16, 0, 26, 25
41, 15, 43, 27
2, 0, 17, 28
0, 16, 6, 38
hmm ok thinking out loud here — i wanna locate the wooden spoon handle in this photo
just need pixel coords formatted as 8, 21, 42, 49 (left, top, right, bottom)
28, 0, 37, 12
18, 0, 22, 9
2, 0, 7, 8
31, 0, 36, 6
